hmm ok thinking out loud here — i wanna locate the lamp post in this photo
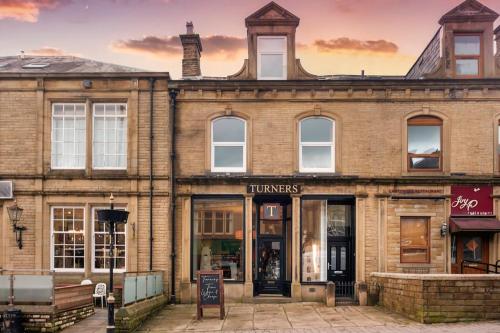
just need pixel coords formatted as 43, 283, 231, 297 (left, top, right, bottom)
7, 200, 26, 250
97, 194, 129, 333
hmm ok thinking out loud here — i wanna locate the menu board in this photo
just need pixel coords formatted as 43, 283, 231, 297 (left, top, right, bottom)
196, 270, 224, 320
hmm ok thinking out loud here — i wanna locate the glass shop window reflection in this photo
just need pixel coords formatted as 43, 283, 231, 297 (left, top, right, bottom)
192, 198, 244, 281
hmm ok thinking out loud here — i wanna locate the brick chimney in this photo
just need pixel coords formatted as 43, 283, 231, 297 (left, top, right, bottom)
180, 22, 202, 79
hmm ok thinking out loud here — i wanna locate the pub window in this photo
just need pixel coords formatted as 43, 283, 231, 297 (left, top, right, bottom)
93, 103, 127, 170
211, 117, 246, 172
51, 103, 86, 169
51, 207, 85, 271
400, 217, 430, 264
257, 36, 287, 80
407, 116, 442, 171
92, 207, 126, 272
299, 117, 335, 173
192, 197, 244, 281
454, 34, 481, 77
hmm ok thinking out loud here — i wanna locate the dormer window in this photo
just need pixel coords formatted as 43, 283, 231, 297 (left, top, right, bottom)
454, 34, 482, 77
257, 36, 287, 80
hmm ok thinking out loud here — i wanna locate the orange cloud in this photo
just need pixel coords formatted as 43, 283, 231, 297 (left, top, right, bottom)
313, 38, 399, 54
28, 46, 78, 56
112, 35, 246, 59
0, 0, 69, 22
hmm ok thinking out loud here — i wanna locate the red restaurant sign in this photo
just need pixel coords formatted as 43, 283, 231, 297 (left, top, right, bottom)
451, 185, 493, 216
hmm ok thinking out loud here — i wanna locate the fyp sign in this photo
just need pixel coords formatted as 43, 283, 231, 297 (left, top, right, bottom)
451, 185, 493, 216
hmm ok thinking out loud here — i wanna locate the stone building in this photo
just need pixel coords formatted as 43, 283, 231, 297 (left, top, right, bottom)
1, 0, 500, 306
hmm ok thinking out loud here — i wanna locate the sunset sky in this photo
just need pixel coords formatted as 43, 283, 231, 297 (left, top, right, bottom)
1, 0, 499, 78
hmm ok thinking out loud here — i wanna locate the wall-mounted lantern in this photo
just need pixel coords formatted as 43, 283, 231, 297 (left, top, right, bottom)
440, 222, 448, 238
7, 200, 26, 249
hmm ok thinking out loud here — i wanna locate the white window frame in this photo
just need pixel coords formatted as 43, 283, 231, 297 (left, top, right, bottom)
257, 36, 287, 80
50, 206, 85, 273
211, 117, 247, 173
91, 207, 127, 273
92, 103, 128, 170
299, 117, 335, 173
51, 103, 86, 170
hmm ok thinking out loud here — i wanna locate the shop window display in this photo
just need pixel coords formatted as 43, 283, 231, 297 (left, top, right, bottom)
192, 198, 244, 281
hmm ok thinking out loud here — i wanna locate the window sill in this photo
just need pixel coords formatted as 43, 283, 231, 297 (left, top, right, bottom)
402, 171, 447, 177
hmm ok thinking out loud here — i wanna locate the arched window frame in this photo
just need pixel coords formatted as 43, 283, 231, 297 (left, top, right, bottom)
211, 117, 247, 173
407, 115, 443, 172
299, 117, 335, 173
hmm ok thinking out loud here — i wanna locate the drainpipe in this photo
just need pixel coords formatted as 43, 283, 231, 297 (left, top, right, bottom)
149, 78, 156, 272
169, 88, 178, 303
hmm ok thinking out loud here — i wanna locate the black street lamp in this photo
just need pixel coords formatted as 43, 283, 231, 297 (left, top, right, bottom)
7, 200, 26, 250
97, 194, 129, 333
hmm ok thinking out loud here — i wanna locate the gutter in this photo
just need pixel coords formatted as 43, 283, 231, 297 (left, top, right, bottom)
169, 88, 178, 303
149, 78, 156, 271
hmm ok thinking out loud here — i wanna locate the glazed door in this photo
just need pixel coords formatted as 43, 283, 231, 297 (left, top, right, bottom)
327, 241, 352, 282
254, 200, 290, 296
257, 238, 283, 294
451, 233, 490, 274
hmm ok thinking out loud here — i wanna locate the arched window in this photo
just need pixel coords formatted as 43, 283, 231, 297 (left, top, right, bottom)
407, 116, 442, 171
211, 117, 246, 172
299, 117, 335, 172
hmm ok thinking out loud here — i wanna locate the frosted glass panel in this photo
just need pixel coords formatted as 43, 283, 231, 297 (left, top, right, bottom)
155, 274, 163, 296
0, 276, 9, 303
147, 275, 155, 298
136, 276, 147, 300
123, 276, 137, 305
14, 275, 53, 303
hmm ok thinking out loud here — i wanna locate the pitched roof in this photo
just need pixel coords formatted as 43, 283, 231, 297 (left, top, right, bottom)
439, 0, 498, 24
0, 55, 147, 74
245, 1, 300, 27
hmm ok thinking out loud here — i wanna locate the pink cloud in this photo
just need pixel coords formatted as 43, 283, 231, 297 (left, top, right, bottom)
0, 0, 70, 22
314, 37, 399, 54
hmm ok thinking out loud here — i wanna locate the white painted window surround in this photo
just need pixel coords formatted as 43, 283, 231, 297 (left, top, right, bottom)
299, 117, 335, 173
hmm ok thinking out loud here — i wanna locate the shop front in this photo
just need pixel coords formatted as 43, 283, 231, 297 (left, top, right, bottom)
179, 182, 360, 303
449, 185, 500, 274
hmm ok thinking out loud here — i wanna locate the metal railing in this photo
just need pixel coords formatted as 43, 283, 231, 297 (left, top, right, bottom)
122, 271, 164, 306
460, 260, 500, 274
335, 281, 358, 305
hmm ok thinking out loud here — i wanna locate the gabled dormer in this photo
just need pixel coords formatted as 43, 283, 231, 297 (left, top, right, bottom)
229, 1, 315, 80
407, 0, 499, 79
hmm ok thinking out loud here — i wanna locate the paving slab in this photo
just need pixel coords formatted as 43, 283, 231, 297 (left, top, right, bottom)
62, 303, 500, 333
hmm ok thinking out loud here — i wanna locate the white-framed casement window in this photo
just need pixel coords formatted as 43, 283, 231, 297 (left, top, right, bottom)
299, 117, 335, 173
51, 103, 86, 169
92, 207, 126, 272
93, 103, 127, 170
51, 207, 85, 272
257, 36, 287, 80
211, 117, 246, 172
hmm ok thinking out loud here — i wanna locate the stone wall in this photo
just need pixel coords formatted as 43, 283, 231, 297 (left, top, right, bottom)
371, 273, 500, 323
0, 304, 94, 332
115, 294, 168, 332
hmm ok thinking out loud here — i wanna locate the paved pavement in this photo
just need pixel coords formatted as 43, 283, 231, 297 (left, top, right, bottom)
135, 303, 500, 333
62, 308, 107, 333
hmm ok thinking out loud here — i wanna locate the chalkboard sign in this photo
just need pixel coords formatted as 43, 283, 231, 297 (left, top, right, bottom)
196, 270, 224, 320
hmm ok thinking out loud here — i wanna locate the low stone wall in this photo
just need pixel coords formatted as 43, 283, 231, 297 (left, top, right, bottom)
115, 294, 168, 333
0, 304, 94, 332
371, 273, 500, 323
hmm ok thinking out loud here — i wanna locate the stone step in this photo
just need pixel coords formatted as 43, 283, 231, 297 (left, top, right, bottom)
251, 294, 294, 304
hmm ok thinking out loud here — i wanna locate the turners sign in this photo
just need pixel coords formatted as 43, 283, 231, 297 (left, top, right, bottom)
247, 184, 301, 194
451, 185, 493, 216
